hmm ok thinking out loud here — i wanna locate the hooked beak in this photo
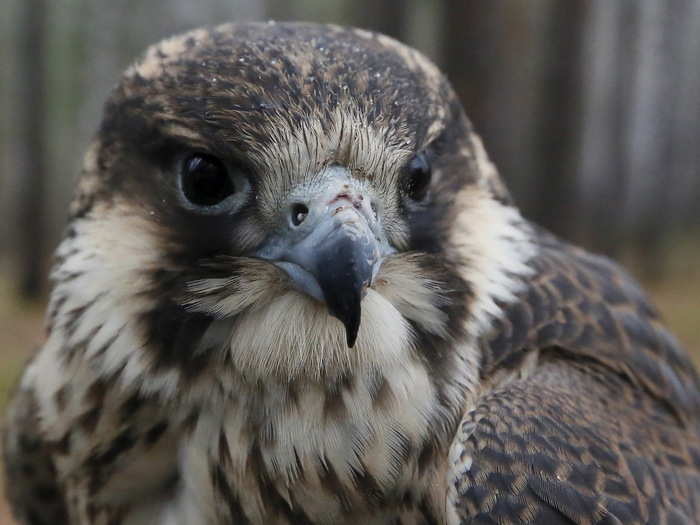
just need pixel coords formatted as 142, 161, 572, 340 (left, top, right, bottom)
256, 166, 392, 347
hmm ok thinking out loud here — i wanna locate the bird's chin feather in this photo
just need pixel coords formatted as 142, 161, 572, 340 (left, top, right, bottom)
219, 289, 413, 381
182, 257, 289, 319
182, 253, 454, 381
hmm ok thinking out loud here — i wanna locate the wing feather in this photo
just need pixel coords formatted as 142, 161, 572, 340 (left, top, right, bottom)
449, 358, 700, 524
449, 230, 700, 523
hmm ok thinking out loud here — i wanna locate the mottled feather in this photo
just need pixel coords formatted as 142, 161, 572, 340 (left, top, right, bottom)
449, 233, 700, 523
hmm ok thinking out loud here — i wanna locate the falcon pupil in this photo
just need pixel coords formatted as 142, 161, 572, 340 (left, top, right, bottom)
405, 152, 432, 201
181, 154, 234, 207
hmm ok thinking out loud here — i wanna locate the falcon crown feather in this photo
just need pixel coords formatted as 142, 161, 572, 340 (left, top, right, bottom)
4, 22, 700, 525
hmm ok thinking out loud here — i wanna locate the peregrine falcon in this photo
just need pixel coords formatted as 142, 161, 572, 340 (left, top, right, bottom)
4, 22, 700, 525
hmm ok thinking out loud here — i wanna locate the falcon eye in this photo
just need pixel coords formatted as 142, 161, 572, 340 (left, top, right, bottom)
403, 152, 432, 201
180, 154, 235, 207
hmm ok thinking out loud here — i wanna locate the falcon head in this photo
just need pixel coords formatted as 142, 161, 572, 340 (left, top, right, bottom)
57, 23, 532, 391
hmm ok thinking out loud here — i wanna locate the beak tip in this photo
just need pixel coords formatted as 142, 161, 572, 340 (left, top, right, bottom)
331, 301, 361, 348
340, 307, 361, 348
346, 326, 359, 348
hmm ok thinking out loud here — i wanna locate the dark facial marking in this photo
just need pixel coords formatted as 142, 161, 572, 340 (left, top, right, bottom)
144, 421, 169, 447
53, 385, 71, 413
144, 303, 213, 376
79, 407, 102, 435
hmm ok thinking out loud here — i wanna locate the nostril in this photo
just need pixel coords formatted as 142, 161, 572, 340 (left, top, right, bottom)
291, 203, 309, 226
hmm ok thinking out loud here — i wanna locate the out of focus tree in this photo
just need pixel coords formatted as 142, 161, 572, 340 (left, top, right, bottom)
16, 0, 49, 298
0, 0, 18, 261
628, 0, 700, 279
441, 1, 497, 147
266, 0, 296, 20
440, 1, 551, 221
345, 0, 406, 39
266, 0, 346, 24
576, 0, 632, 258
527, 0, 587, 241
441, 0, 587, 241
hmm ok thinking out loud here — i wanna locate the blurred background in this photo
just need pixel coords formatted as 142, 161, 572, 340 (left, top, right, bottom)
1, 0, 699, 519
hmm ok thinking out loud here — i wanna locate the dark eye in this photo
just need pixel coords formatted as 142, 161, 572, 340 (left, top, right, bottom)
403, 152, 432, 201
180, 153, 235, 207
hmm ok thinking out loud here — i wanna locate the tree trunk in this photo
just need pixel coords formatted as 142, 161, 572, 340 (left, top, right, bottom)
265, 0, 297, 20
346, 0, 406, 40
577, 0, 636, 257
441, 1, 497, 140
527, 0, 588, 240
17, 0, 48, 298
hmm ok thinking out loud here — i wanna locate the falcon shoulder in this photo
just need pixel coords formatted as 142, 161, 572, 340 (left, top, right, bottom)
448, 229, 700, 524
3, 356, 182, 524
3, 376, 68, 525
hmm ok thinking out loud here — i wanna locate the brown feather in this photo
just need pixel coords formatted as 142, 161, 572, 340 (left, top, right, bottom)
449, 230, 700, 523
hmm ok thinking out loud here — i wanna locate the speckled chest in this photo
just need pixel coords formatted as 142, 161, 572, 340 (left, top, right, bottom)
178, 364, 453, 524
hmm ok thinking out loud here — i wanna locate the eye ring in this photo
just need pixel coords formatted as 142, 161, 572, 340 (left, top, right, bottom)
403, 152, 432, 201
179, 153, 236, 208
